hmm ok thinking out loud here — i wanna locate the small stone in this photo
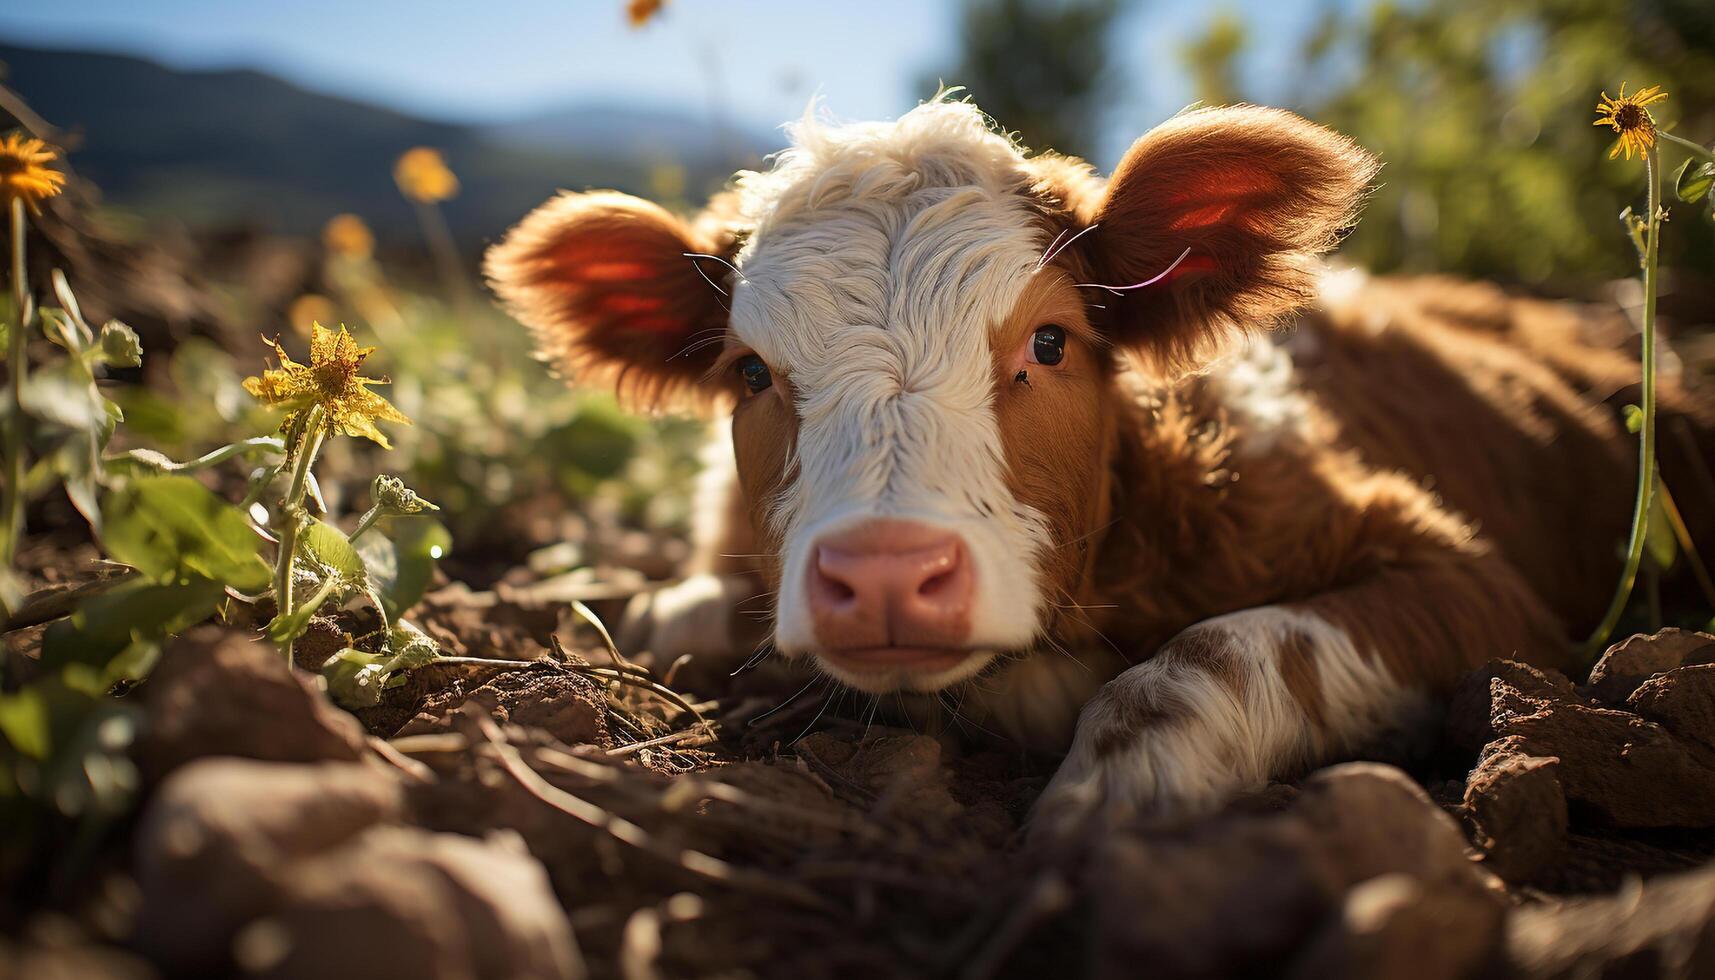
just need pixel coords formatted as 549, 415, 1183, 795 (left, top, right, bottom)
139, 627, 368, 782
1585, 628, 1715, 705
1627, 664, 1715, 752
1461, 749, 1568, 882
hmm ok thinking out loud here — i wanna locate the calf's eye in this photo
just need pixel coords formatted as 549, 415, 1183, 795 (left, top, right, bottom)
1031, 325, 1066, 366
737, 354, 773, 393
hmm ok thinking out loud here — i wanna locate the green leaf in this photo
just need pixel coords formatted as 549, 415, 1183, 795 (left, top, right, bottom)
41, 577, 225, 676
302, 520, 367, 583
265, 573, 340, 645
1675, 159, 1715, 205
1646, 481, 1678, 571
0, 689, 50, 760
96, 320, 143, 368
322, 649, 387, 709
371, 519, 449, 617
102, 475, 271, 590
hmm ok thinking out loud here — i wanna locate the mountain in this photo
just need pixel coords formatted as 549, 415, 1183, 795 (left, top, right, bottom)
0, 41, 775, 246
482, 103, 773, 163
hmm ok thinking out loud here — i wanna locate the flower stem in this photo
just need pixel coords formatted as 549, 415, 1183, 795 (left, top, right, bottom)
347, 504, 384, 543
2, 198, 29, 578
1585, 146, 1663, 661
1659, 130, 1715, 162
272, 408, 325, 667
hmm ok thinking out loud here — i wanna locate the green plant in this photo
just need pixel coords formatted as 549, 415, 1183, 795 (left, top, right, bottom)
1584, 83, 1715, 658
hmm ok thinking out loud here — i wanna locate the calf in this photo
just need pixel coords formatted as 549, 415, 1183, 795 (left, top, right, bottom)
487, 99, 1715, 831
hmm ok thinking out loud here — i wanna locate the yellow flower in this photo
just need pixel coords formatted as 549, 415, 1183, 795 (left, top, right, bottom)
243, 322, 411, 450
1594, 83, 1669, 161
627, 0, 666, 27
0, 132, 67, 213
393, 147, 458, 204
287, 294, 338, 336
323, 213, 375, 259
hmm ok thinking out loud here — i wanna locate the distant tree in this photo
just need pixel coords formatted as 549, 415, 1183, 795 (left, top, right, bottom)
927, 0, 1128, 159
1175, 0, 1715, 297
1180, 12, 1247, 107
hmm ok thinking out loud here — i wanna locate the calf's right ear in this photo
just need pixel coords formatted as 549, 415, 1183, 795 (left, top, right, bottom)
1084, 106, 1379, 373
484, 191, 735, 412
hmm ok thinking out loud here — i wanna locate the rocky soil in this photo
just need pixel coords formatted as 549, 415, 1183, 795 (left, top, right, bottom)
7, 591, 1715, 979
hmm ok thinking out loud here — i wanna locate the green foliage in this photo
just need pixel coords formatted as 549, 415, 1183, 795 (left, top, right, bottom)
102, 476, 271, 590
302, 518, 368, 583
358, 517, 451, 619
1176, 0, 1715, 290
1677, 158, 1715, 204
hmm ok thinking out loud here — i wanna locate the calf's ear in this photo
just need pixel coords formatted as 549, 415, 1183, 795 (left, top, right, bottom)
485, 191, 737, 412
1083, 106, 1379, 372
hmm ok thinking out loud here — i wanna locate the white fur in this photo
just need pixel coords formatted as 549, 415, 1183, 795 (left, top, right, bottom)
724, 100, 1053, 676
1204, 333, 1312, 457
1035, 606, 1421, 827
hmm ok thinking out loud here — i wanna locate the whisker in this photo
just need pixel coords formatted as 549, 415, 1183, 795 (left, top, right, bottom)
747, 675, 820, 725
1040, 222, 1100, 269
860, 695, 882, 742
791, 684, 839, 744
1076, 246, 1192, 295
683, 251, 748, 284
1039, 630, 1091, 674
685, 255, 729, 296
730, 641, 774, 677
1034, 227, 1070, 272
669, 335, 728, 361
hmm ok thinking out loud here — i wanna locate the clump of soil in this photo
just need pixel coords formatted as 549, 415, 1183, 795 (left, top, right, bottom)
1448, 629, 1715, 893
12, 611, 1715, 979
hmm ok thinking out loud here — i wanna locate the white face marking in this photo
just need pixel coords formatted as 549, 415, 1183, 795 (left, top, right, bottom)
726, 101, 1054, 685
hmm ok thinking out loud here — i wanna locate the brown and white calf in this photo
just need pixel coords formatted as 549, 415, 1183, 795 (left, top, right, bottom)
486, 99, 1715, 830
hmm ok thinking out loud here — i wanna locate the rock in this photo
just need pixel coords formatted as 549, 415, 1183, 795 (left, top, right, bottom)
133, 757, 582, 980
1087, 764, 1501, 979
138, 627, 369, 782
1497, 698, 1715, 828
1584, 628, 1715, 705
1461, 746, 1568, 882
1445, 660, 1576, 755
1508, 860, 1715, 978
1288, 873, 1506, 980
134, 759, 405, 972
1627, 664, 1715, 752
249, 827, 584, 980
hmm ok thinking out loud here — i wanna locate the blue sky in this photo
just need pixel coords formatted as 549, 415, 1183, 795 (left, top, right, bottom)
0, 0, 1334, 168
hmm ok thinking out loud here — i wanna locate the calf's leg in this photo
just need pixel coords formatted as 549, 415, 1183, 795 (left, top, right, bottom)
1031, 547, 1564, 836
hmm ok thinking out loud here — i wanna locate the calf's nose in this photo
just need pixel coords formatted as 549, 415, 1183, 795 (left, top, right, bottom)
807, 520, 973, 649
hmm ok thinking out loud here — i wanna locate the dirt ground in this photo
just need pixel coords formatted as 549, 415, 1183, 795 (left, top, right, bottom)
7, 571, 1715, 980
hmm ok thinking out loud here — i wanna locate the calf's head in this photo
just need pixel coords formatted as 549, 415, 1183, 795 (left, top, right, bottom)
487, 101, 1376, 696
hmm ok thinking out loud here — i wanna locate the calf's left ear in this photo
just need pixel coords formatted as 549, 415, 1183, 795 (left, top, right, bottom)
484, 190, 738, 412
1083, 106, 1379, 372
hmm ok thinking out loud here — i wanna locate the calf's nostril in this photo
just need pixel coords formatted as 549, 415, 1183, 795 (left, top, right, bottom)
918, 567, 958, 598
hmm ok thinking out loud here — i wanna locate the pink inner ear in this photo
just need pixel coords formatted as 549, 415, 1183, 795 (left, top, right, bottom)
1169, 203, 1236, 231
1161, 254, 1219, 282
601, 294, 668, 315
1165, 163, 1283, 230
577, 260, 657, 282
